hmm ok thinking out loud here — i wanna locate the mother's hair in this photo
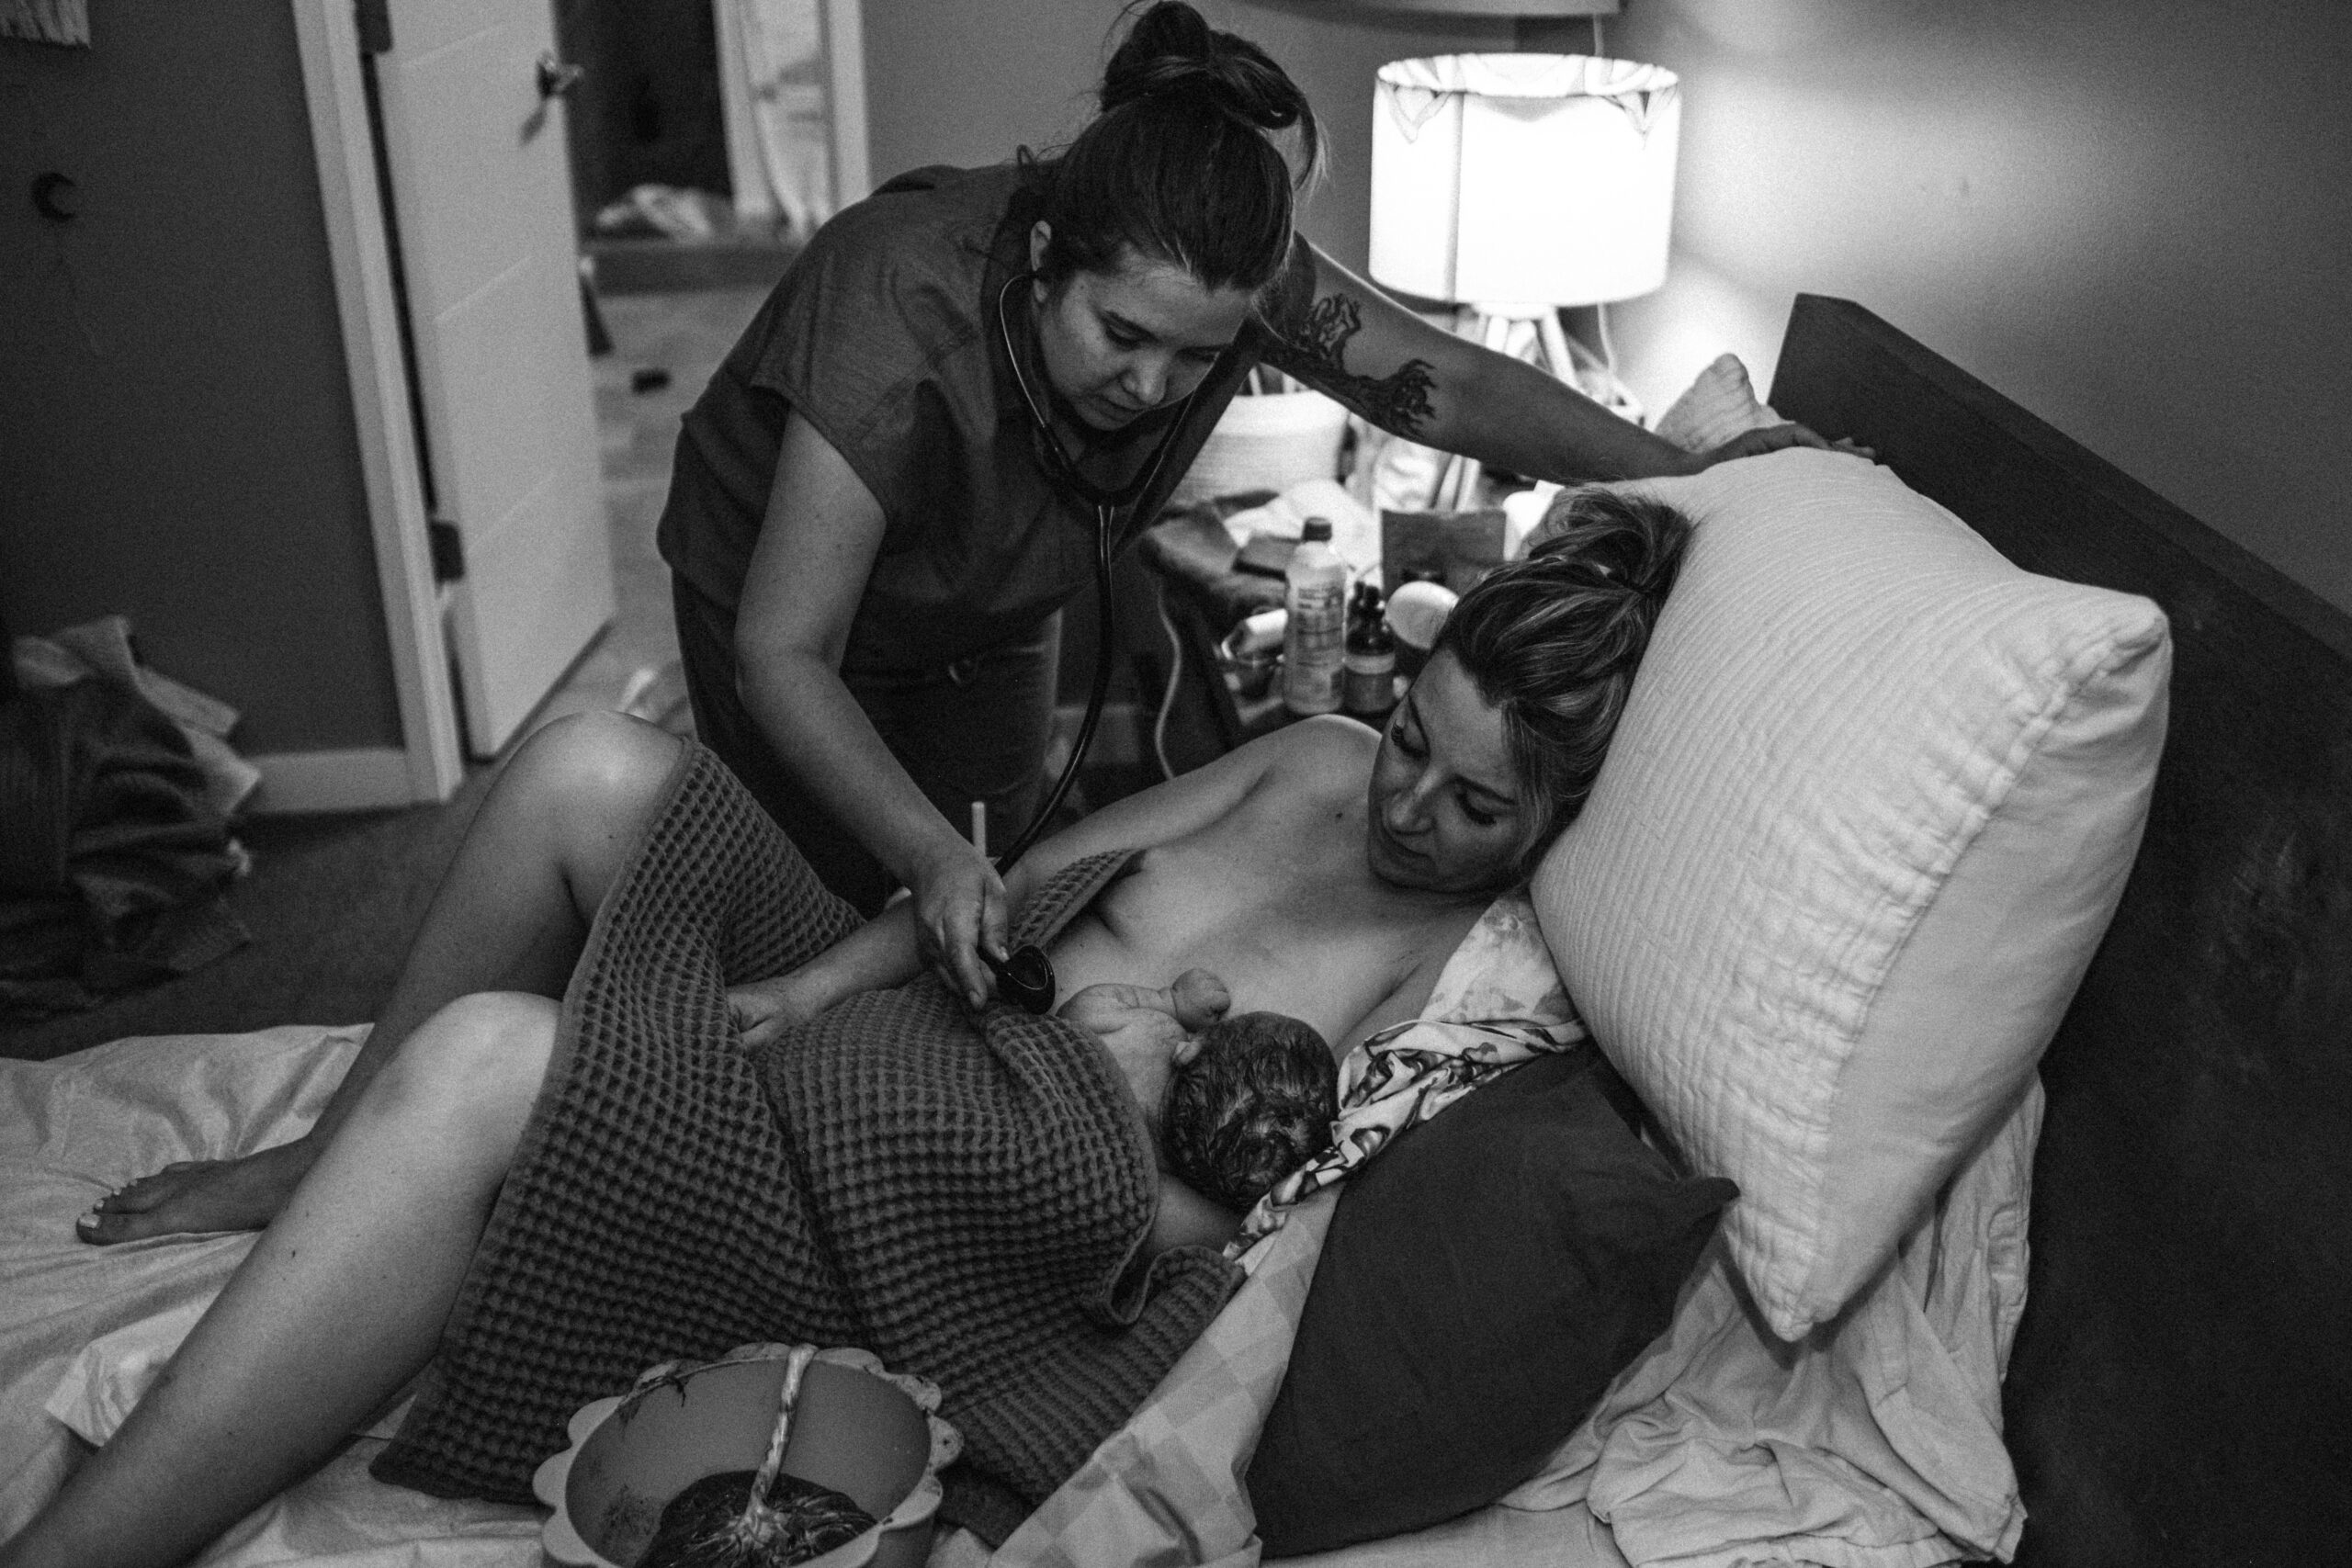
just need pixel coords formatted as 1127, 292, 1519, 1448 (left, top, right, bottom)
1435, 487, 1696, 867
1026, 1, 1321, 298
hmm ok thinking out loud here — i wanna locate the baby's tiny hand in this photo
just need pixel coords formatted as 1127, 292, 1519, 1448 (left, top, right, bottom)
1058, 970, 1230, 1063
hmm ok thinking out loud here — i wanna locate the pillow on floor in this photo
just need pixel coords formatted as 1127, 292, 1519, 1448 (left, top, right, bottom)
1532, 447, 2169, 1341
1246, 1049, 1736, 1557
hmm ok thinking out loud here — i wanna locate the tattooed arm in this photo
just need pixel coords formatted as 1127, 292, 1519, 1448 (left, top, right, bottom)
1257, 241, 1830, 482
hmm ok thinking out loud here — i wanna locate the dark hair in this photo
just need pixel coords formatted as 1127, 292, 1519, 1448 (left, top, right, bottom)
1434, 487, 1695, 866
1028, 2, 1320, 296
1159, 1010, 1338, 1213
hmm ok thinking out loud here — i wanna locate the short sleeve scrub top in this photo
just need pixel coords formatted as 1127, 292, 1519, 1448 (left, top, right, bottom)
658, 162, 1288, 911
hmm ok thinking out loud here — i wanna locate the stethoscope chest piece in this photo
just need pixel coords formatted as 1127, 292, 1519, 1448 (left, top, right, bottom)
983, 944, 1057, 1015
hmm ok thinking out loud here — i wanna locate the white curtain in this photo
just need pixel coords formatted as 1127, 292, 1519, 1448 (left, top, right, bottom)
719, 0, 834, 238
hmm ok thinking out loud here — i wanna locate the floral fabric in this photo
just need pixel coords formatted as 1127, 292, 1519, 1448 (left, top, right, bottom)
1228, 890, 1585, 1260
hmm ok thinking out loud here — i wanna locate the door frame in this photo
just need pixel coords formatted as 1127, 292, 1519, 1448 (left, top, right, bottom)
288, 0, 464, 806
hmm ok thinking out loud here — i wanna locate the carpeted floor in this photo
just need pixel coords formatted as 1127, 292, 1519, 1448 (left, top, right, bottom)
0, 770, 494, 1062
0, 282, 1160, 1066
0, 288, 760, 1066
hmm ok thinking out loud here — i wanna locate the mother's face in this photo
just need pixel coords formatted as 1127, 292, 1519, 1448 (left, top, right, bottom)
1363, 651, 1528, 895
1028, 224, 1253, 433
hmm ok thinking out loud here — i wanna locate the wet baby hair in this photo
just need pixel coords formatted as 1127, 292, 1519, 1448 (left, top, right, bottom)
1160, 1010, 1339, 1214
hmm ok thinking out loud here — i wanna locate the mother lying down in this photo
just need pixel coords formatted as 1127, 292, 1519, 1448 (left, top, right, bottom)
6, 490, 1692, 1568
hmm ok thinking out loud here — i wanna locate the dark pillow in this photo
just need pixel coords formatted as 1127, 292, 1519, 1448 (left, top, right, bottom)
1247, 1049, 1737, 1558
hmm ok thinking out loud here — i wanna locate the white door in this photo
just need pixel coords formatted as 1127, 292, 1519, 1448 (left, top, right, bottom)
373, 0, 614, 757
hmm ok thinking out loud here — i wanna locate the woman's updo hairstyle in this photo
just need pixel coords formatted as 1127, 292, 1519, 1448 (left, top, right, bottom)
1434, 487, 1695, 867
1030, 1, 1320, 297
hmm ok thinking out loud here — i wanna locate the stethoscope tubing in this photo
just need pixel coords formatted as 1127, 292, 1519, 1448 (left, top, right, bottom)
989, 271, 1199, 873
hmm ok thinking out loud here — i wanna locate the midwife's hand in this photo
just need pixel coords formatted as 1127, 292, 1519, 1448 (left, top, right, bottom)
1057, 969, 1233, 1064
909, 836, 1011, 1010
1690, 421, 1874, 468
728, 966, 832, 1051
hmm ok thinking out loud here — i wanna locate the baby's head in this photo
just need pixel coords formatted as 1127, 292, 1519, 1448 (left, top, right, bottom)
1160, 1011, 1338, 1213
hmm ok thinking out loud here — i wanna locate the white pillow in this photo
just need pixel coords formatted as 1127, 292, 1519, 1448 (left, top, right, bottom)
1651, 352, 1781, 454
1532, 448, 2169, 1341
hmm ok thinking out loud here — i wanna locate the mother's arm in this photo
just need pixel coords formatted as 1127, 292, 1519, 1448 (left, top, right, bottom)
733, 720, 1300, 1042
1258, 241, 1827, 481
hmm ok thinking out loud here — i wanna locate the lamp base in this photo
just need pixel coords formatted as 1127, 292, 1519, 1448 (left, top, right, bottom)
1430, 304, 1642, 512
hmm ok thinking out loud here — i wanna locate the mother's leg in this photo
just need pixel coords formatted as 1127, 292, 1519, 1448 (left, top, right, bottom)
1, 992, 560, 1568
83, 711, 684, 1245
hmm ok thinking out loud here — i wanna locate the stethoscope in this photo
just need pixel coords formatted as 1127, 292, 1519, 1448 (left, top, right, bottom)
988, 271, 1198, 874
979, 272, 1199, 1012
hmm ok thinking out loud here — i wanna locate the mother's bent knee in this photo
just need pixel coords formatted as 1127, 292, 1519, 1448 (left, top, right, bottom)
506, 711, 684, 833
368, 992, 560, 1156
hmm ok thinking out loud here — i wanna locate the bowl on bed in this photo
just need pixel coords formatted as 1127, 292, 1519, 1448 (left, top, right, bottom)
532, 1344, 961, 1568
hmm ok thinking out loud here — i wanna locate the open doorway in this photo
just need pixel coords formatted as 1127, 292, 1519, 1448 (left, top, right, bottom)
558, 0, 865, 294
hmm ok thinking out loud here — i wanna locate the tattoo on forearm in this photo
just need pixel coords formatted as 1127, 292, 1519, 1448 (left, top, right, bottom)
1266, 293, 1437, 436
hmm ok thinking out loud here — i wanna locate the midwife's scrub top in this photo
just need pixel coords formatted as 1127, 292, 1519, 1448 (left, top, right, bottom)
657, 161, 1310, 678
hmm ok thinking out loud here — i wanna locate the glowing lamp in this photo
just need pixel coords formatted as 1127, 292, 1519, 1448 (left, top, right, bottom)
1370, 52, 1680, 314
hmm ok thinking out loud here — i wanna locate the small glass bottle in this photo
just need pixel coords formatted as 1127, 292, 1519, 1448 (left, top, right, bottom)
1341, 581, 1396, 720
1281, 519, 1348, 716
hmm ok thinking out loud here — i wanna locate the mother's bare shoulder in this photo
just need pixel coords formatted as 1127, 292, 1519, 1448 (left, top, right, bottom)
1251, 713, 1381, 788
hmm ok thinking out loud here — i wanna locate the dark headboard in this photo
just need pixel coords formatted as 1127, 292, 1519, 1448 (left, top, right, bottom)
1769, 297, 2352, 1565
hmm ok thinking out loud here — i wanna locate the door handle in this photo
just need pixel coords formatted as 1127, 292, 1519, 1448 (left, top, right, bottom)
537, 52, 585, 100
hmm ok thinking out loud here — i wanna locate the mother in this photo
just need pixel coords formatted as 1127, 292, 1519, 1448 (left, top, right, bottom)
18, 491, 1690, 1568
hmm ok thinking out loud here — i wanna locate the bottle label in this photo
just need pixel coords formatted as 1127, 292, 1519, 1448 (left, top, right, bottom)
1283, 581, 1347, 715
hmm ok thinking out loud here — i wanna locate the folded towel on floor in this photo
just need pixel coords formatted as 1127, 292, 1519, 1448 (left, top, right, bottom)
0, 679, 248, 1019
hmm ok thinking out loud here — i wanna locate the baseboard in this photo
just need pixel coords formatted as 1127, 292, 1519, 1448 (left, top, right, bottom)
243, 747, 424, 815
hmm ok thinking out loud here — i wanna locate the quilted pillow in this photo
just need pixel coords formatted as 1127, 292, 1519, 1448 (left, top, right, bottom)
1532, 447, 2169, 1341
1246, 1049, 1736, 1557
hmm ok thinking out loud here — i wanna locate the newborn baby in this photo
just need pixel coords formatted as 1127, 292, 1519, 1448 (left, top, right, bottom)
1160, 1011, 1338, 1213
1058, 974, 1339, 1214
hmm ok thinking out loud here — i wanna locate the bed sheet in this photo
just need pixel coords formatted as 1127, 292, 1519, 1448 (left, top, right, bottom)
0, 1028, 1107, 1568
2, 1021, 2034, 1568
997, 1082, 2037, 1568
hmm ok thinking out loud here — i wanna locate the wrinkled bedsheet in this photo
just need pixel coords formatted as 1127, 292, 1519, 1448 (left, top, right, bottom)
996, 1085, 2039, 1568
3, 1025, 2037, 1568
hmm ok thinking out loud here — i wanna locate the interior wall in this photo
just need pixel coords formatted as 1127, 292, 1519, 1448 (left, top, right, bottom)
0, 0, 402, 752
1605, 0, 2352, 615
857, 0, 1514, 276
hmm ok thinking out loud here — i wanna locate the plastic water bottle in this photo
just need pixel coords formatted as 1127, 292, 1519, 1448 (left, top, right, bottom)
1282, 519, 1347, 716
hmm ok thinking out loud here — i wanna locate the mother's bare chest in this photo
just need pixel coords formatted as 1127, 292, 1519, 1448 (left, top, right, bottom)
1044, 818, 1473, 1053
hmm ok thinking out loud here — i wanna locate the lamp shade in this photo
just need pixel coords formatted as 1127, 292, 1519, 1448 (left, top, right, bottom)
1370, 53, 1679, 309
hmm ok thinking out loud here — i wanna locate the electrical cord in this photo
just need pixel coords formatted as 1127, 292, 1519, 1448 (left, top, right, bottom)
1153, 586, 1184, 783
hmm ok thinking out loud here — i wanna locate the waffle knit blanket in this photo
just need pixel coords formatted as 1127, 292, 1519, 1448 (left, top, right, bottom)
370, 745, 1240, 1534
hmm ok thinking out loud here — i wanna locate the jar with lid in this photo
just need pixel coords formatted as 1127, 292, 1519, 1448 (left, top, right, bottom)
1341, 581, 1396, 720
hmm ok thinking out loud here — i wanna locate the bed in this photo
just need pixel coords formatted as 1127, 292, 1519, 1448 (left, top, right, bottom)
1770, 295, 2352, 1564
4, 296, 2346, 1567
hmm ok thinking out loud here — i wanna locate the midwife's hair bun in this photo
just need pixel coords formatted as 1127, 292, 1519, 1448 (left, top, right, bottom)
1034, 1, 1317, 294
1101, 2, 1315, 148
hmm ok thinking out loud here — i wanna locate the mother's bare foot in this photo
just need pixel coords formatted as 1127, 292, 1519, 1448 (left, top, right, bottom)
78, 1138, 319, 1245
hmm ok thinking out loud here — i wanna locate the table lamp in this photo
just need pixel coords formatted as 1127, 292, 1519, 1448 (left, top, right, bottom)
1370, 52, 1679, 504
